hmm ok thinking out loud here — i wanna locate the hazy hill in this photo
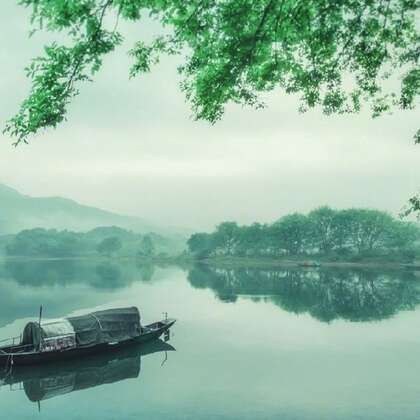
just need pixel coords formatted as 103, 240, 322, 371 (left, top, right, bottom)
0, 183, 183, 236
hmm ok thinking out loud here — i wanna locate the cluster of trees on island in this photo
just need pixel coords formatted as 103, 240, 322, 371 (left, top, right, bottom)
3, 226, 185, 258
187, 207, 420, 261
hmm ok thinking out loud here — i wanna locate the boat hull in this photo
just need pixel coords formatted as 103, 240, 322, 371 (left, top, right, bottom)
0, 319, 175, 367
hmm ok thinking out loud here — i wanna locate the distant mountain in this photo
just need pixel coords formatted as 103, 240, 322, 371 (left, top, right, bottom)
0, 183, 184, 236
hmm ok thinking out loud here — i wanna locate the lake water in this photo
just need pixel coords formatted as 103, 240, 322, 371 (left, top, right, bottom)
0, 259, 420, 420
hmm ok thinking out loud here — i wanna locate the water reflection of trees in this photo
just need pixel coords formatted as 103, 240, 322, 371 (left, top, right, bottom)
2, 260, 156, 289
0, 260, 160, 328
188, 265, 420, 322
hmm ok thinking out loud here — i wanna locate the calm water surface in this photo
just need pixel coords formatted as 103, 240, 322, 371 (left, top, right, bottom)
0, 259, 420, 420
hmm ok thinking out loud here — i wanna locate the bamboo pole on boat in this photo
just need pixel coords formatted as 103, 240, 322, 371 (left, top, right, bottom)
38, 305, 43, 352
38, 306, 43, 327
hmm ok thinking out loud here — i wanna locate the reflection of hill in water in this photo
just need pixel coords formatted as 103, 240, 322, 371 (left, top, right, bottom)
0, 259, 156, 328
188, 265, 420, 322
0, 339, 175, 404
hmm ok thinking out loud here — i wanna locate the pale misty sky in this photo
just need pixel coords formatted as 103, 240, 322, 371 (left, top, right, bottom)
0, 3, 419, 230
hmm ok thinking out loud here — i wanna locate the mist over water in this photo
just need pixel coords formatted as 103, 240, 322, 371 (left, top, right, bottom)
1, 259, 420, 420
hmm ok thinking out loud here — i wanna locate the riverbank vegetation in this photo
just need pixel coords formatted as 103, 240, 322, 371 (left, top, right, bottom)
187, 207, 420, 264
2, 207, 419, 266
1, 226, 185, 258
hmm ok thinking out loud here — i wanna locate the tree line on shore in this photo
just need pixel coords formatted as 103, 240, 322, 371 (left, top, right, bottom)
187, 207, 420, 261
2, 226, 184, 258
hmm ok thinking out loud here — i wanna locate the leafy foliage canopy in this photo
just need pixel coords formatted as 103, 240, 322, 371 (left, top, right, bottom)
4, 0, 419, 145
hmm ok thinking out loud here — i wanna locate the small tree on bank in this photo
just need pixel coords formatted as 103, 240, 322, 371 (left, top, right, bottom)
96, 236, 122, 257
137, 235, 155, 257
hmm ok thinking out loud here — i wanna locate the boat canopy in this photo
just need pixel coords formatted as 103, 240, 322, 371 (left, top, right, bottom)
67, 307, 141, 346
22, 319, 76, 352
22, 307, 141, 350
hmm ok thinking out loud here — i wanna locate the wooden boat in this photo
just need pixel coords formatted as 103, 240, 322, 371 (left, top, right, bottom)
0, 307, 175, 368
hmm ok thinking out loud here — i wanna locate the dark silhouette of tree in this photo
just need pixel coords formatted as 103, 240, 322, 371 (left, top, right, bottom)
187, 233, 214, 259
137, 235, 155, 257
271, 213, 311, 255
308, 206, 337, 253
187, 207, 419, 259
5, 228, 84, 257
402, 193, 420, 219
213, 222, 242, 256
96, 236, 122, 257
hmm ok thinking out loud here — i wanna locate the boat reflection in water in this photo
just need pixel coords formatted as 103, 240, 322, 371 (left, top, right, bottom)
0, 339, 175, 405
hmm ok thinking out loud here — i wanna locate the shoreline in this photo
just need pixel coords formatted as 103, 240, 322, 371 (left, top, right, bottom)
0, 255, 419, 270
192, 257, 420, 270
